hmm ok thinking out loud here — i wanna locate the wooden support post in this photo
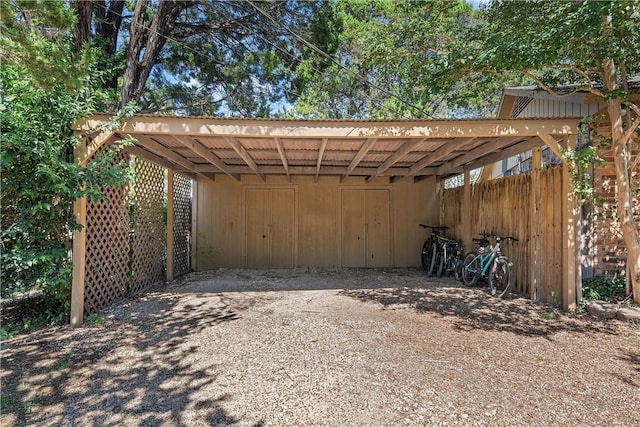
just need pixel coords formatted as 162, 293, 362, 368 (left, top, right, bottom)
529, 147, 542, 301
561, 135, 578, 310
191, 179, 199, 271
70, 195, 87, 327
462, 171, 473, 253
166, 171, 175, 281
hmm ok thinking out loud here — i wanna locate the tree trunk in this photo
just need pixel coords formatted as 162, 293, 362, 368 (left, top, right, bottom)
119, 0, 188, 108
94, 0, 126, 90
603, 58, 640, 303
71, 0, 93, 53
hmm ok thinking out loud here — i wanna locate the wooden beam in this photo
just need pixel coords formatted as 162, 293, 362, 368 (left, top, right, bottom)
538, 134, 565, 160
171, 135, 239, 181
190, 164, 440, 178
225, 136, 265, 181
127, 143, 203, 182
459, 139, 541, 173
341, 138, 377, 183
166, 171, 175, 281
70, 195, 86, 327
126, 145, 181, 171
138, 136, 200, 172
367, 138, 426, 182
79, 115, 581, 140
408, 138, 473, 176
274, 137, 291, 182
436, 137, 523, 175
315, 138, 328, 183
561, 135, 578, 310
529, 146, 542, 301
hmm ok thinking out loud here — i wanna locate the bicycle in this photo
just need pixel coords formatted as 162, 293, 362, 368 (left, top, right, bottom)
419, 224, 463, 278
440, 238, 464, 281
461, 233, 519, 297
419, 224, 448, 276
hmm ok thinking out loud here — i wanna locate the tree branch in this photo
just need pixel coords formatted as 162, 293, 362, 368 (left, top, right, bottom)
520, 68, 604, 99
622, 101, 640, 170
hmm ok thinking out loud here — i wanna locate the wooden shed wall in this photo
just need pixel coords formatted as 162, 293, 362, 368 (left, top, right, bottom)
441, 167, 564, 302
194, 175, 438, 269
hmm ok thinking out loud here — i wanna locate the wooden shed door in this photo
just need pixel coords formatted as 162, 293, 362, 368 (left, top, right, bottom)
245, 188, 295, 268
341, 189, 391, 267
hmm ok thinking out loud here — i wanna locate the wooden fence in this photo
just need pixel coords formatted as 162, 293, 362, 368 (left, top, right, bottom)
441, 167, 564, 302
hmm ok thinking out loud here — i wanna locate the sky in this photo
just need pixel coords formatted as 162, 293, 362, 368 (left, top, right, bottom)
467, 0, 488, 9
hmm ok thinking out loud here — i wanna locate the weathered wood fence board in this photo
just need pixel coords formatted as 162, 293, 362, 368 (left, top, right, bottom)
442, 167, 563, 302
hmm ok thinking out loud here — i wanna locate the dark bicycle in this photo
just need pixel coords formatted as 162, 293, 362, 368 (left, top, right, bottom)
418, 224, 463, 278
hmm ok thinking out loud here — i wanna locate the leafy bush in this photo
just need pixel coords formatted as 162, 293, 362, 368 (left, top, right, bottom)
0, 64, 129, 322
581, 276, 627, 306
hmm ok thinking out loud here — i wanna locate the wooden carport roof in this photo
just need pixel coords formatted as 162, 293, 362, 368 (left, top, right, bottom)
76, 114, 580, 182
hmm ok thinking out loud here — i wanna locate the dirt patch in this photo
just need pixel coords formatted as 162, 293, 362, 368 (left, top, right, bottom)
2, 268, 639, 426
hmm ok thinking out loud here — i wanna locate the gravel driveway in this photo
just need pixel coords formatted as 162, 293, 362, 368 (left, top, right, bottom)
1, 268, 639, 426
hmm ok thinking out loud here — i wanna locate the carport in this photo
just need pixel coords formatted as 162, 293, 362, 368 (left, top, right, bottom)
71, 115, 580, 325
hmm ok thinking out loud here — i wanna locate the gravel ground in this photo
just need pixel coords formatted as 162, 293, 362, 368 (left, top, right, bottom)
1, 268, 639, 426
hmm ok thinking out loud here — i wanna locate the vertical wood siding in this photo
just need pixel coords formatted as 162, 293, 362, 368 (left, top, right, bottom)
195, 175, 439, 269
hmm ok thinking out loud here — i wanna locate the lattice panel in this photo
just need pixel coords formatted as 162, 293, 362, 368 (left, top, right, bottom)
85, 149, 130, 314
172, 172, 192, 277
130, 158, 166, 295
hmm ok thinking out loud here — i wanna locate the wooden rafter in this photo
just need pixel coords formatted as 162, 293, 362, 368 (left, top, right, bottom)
126, 145, 197, 181
137, 136, 203, 175
225, 136, 265, 181
315, 138, 328, 183
460, 139, 541, 173
408, 138, 472, 176
274, 137, 290, 182
538, 134, 565, 160
366, 137, 426, 182
341, 138, 378, 183
436, 136, 525, 176
170, 135, 239, 181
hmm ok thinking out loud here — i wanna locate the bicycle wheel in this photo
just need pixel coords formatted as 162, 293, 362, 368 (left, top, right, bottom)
436, 254, 445, 277
489, 256, 515, 298
428, 242, 439, 276
421, 241, 431, 272
461, 252, 480, 287
453, 258, 463, 281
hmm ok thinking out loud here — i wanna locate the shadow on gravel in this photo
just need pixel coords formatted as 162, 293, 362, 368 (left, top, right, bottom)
340, 286, 622, 338
167, 267, 452, 293
0, 292, 263, 427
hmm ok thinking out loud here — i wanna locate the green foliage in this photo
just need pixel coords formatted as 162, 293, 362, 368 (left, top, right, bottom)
0, 0, 90, 90
291, 0, 522, 119
477, 0, 640, 88
1, 65, 128, 302
84, 313, 106, 325
0, 0, 132, 325
581, 276, 627, 307
562, 144, 604, 206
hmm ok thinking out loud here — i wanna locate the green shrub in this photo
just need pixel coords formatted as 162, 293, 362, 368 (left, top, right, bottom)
581, 276, 627, 307
1, 63, 130, 321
